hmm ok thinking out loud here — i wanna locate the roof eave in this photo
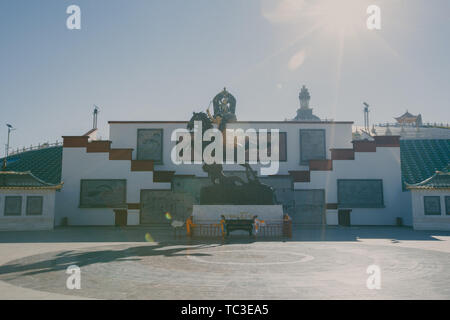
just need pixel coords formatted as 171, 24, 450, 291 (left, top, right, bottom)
0, 184, 63, 191
407, 186, 450, 190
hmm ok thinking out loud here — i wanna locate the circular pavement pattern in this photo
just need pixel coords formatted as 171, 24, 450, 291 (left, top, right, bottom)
0, 242, 449, 299
186, 249, 314, 265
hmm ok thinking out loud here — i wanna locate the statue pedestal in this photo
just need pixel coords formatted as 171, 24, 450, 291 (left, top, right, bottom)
191, 205, 287, 237
192, 205, 283, 224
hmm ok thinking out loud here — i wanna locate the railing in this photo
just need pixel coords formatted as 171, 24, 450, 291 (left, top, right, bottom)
257, 223, 284, 237
187, 220, 292, 238
191, 224, 223, 237
8, 141, 63, 156
376, 122, 449, 128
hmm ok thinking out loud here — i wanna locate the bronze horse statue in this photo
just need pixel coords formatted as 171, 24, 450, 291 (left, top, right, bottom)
200, 162, 277, 205
187, 111, 213, 134
202, 163, 245, 186
186, 89, 277, 205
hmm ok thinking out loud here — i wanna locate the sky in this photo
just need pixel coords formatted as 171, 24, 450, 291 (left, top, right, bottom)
0, 0, 449, 156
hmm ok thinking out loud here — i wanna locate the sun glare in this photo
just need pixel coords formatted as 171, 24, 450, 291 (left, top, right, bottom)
309, 0, 368, 37
262, 0, 370, 37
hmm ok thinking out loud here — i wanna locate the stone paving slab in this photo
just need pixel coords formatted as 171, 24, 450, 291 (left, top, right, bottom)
0, 226, 449, 299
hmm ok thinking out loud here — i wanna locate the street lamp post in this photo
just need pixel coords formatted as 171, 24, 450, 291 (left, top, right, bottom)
363, 102, 370, 133
2, 124, 14, 170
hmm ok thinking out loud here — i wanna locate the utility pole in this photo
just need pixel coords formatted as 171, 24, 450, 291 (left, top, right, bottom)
93, 105, 100, 129
363, 102, 370, 133
2, 124, 15, 170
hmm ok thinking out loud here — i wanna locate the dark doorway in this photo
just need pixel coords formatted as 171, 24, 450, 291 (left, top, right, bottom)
338, 209, 351, 226
114, 209, 128, 226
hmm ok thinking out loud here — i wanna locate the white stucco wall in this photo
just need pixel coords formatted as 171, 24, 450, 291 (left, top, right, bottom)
55, 148, 170, 226
127, 209, 140, 225
295, 147, 412, 226
0, 189, 56, 231
411, 189, 450, 230
109, 121, 353, 175
326, 210, 339, 225
56, 121, 410, 226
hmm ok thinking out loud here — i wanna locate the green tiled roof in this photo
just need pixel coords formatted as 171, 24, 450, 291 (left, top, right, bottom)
400, 139, 450, 189
0, 146, 62, 185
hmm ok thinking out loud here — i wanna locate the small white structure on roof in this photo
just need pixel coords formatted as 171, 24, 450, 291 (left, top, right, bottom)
0, 171, 63, 231
407, 168, 450, 231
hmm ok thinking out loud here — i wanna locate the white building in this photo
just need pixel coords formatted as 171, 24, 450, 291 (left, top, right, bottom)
0, 171, 62, 231
54, 88, 412, 227
407, 169, 450, 231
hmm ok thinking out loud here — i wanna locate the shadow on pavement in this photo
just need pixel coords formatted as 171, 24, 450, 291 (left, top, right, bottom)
0, 226, 449, 244
0, 242, 219, 277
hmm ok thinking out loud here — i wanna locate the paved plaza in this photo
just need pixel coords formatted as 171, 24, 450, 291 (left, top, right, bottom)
0, 226, 450, 299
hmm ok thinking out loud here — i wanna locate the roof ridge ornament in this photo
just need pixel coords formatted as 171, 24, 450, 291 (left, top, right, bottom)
299, 85, 311, 109
212, 87, 237, 118
188, 87, 237, 133
292, 85, 320, 121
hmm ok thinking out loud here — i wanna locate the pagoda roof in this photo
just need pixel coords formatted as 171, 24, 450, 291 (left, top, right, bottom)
406, 166, 450, 190
0, 171, 62, 190
400, 139, 450, 190
395, 110, 420, 122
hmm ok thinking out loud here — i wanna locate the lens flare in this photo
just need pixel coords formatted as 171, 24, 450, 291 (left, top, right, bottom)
144, 233, 154, 242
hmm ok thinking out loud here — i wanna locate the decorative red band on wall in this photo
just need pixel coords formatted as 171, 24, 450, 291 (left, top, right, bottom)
109, 149, 133, 160
374, 136, 400, 147
352, 140, 376, 152
153, 171, 176, 183
131, 160, 154, 171
127, 203, 141, 210
326, 203, 338, 209
86, 141, 112, 153
62, 136, 89, 148
309, 159, 333, 171
330, 148, 355, 160
289, 170, 311, 182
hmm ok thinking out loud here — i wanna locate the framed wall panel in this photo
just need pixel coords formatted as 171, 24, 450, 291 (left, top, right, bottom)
140, 190, 193, 224
4, 196, 22, 216
267, 132, 287, 162
299, 129, 326, 165
26, 196, 43, 215
80, 179, 127, 208
424, 196, 441, 215
137, 129, 163, 163
242, 132, 287, 162
292, 189, 325, 225
337, 179, 384, 208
